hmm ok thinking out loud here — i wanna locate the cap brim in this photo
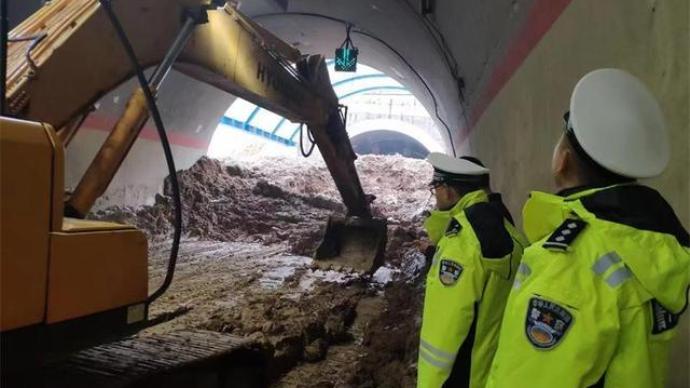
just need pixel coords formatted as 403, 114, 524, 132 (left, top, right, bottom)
427, 152, 490, 175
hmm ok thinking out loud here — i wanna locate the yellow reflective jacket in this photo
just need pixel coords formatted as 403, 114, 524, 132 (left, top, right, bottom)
487, 184, 690, 388
418, 190, 527, 388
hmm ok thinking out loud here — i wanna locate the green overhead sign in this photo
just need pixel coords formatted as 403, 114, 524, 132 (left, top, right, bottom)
335, 47, 359, 72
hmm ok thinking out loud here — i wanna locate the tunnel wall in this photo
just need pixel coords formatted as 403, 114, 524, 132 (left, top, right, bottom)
433, 0, 536, 111
65, 70, 233, 210
467, 0, 689, 386
66, 133, 203, 209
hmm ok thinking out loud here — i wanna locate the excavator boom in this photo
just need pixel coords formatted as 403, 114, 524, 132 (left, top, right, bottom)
5, 0, 385, 273
6, 1, 329, 135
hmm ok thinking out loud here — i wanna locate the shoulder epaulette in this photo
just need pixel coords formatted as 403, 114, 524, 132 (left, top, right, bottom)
445, 218, 462, 237
465, 202, 514, 259
543, 219, 587, 251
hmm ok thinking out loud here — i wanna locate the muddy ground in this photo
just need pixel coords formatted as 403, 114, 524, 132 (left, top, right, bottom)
94, 155, 433, 387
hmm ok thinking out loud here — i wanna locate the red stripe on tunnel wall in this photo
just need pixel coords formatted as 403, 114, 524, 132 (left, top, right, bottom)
465, 0, 573, 140
82, 115, 210, 150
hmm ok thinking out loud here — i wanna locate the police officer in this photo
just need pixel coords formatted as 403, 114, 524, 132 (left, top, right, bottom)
487, 69, 690, 387
418, 154, 526, 388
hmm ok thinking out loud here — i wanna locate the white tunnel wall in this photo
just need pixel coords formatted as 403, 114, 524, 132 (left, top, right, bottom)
463, 1, 689, 386
65, 70, 235, 210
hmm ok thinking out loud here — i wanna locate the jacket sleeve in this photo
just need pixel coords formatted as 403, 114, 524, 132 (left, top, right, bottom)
602, 304, 658, 388
417, 235, 485, 388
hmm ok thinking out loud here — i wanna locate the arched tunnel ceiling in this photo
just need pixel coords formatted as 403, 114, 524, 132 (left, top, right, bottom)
238, 0, 535, 152
242, 0, 464, 153
8, 0, 534, 155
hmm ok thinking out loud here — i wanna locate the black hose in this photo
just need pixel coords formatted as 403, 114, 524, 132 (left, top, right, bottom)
299, 123, 316, 157
9, 33, 47, 75
394, 0, 460, 81
338, 104, 348, 131
98, 0, 182, 305
355, 29, 456, 157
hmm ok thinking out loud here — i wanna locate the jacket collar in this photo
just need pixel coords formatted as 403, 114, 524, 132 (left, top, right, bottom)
449, 189, 489, 215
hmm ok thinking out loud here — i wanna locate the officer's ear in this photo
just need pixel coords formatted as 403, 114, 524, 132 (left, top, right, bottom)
551, 133, 572, 177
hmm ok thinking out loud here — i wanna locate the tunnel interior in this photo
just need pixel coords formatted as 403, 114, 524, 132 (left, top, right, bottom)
350, 129, 429, 159
3, 0, 689, 387
207, 62, 443, 162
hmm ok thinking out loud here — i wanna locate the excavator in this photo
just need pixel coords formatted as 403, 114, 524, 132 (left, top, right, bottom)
0, 0, 387, 386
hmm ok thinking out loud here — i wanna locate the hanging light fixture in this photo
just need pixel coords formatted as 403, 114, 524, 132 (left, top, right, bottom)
335, 24, 358, 72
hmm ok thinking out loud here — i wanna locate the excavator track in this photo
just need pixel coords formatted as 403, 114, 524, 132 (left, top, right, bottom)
7, 330, 267, 388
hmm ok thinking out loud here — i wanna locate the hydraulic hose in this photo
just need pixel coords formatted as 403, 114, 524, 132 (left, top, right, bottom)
299, 123, 316, 157
98, 0, 182, 305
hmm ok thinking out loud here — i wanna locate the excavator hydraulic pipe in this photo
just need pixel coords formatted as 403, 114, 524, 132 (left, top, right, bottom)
65, 14, 198, 218
308, 112, 371, 218
295, 55, 386, 274
148, 16, 198, 92
294, 55, 372, 218
65, 88, 150, 217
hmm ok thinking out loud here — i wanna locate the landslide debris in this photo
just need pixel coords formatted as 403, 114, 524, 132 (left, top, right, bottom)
94, 154, 433, 387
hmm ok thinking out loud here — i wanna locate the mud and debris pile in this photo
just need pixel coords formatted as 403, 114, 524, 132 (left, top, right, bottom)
95, 156, 342, 255
94, 154, 433, 387
96, 155, 431, 258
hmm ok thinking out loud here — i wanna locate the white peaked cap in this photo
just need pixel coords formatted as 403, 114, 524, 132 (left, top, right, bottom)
569, 68, 669, 178
427, 152, 490, 176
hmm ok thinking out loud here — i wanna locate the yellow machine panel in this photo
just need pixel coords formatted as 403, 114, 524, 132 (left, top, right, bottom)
0, 118, 55, 331
1, 116, 149, 330
46, 225, 148, 324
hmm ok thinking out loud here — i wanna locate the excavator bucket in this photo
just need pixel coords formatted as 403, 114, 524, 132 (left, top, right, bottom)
314, 216, 388, 274
292, 55, 388, 274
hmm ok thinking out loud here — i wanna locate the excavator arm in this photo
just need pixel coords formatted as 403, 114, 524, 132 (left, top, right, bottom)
5, 0, 384, 272
6, 1, 331, 125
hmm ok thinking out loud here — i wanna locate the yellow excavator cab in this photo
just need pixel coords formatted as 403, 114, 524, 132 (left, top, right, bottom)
0, 117, 148, 360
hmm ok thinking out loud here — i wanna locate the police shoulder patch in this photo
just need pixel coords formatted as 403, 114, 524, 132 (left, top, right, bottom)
439, 259, 463, 286
525, 297, 573, 349
445, 218, 462, 237
543, 219, 587, 251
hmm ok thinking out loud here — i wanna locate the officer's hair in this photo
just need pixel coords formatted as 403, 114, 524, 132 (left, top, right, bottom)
563, 132, 635, 187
